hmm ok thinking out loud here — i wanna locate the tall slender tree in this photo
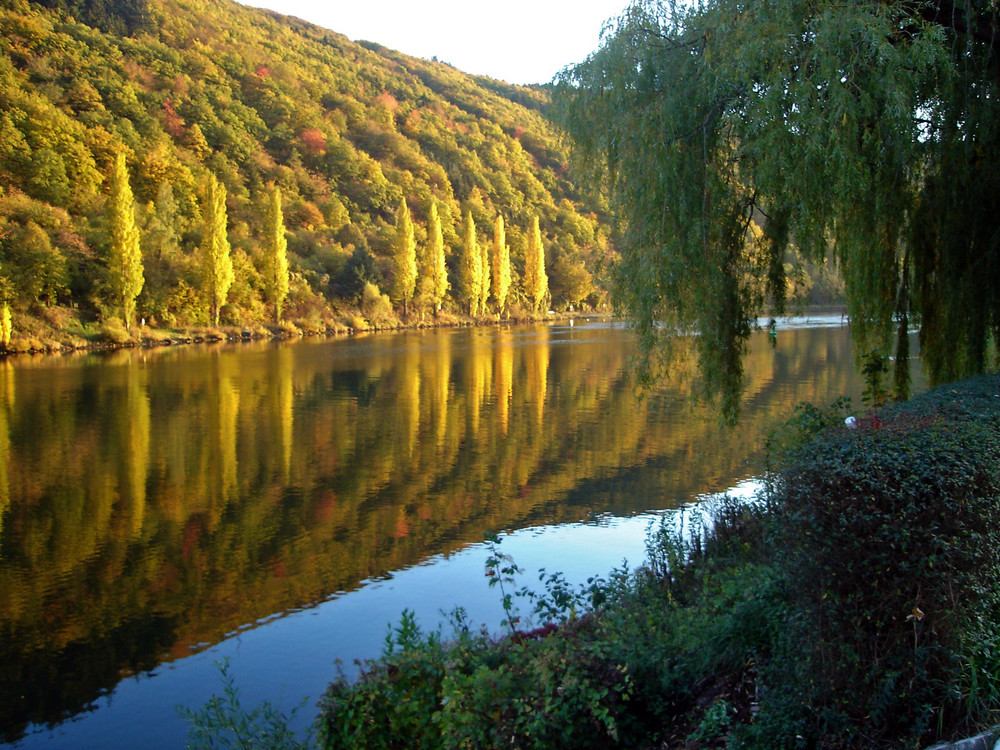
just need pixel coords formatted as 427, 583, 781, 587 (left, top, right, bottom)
523, 215, 548, 314
0, 265, 10, 348
390, 197, 417, 317
491, 214, 511, 318
263, 185, 289, 323
458, 211, 482, 315
107, 152, 144, 331
201, 174, 234, 327
428, 201, 449, 315
0, 302, 9, 348
478, 218, 491, 315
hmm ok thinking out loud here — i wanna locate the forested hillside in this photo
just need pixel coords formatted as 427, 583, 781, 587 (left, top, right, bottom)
0, 0, 611, 346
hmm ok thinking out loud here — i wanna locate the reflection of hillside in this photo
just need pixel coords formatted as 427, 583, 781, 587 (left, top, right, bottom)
0, 324, 871, 740
0, 362, 11, 533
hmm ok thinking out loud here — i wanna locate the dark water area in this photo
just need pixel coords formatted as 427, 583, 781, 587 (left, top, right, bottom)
0, 318, 923, 748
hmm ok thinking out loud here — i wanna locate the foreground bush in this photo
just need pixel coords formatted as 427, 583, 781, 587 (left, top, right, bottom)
753, 374, 1000, 748
318, 610, 641, 749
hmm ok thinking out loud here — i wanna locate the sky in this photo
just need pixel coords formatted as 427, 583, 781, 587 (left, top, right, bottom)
241, 0, 633, 85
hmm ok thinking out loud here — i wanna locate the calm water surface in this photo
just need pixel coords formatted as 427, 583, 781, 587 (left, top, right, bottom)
0, 318, 921, 748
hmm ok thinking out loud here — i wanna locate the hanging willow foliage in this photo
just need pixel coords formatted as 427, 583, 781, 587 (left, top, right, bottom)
556, 0, 1000, 420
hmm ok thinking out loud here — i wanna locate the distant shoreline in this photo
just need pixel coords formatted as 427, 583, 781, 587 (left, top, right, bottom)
0, 307, 618, 359
0, 304, 850, 360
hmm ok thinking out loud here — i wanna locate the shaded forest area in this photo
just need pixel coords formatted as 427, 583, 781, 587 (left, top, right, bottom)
0, 0, 617, 349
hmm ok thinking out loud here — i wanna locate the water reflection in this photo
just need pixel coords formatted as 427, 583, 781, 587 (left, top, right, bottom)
0, 320, 903, 742
0, 362, 11, 529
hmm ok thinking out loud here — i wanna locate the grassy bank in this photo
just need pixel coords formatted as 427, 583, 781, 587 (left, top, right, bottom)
188, 374, 1000, 749
0, 303, 583, 356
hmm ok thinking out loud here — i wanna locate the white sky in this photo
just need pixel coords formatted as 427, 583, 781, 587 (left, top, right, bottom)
241, 0, 632, 85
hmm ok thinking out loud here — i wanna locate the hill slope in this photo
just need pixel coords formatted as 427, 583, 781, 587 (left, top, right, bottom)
0, 0, 610, 339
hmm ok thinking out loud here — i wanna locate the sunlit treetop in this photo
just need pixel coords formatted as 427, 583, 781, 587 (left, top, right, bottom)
557, 0, 1000, 420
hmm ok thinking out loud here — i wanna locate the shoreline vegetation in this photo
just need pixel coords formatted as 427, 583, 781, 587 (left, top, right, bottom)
0, 304, 851, 359
186, 373, 1000, 749
0, 305, 605, 358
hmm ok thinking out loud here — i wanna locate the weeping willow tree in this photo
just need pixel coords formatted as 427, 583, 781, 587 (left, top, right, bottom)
557, 0, 1000, 420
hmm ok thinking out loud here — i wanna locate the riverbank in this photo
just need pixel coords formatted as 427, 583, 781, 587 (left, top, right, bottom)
301, 374, 1000, 749
0, 304, 603, 357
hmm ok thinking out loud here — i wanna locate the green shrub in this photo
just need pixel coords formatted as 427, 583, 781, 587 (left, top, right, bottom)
100, 318, 132, 344
759, 374, 1000, 747
347, 315, 368, 331
179, 659, 311, 750
277, 320, 302, 337
140, 327, 171, 343
318, 601, 641, 749
439, 625, 635, 749
360, 282, 395, 328
317, 520, 777, 750
319, 610, 450, 750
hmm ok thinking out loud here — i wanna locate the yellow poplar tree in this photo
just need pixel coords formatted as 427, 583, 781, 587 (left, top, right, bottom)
391, 197, 417, 317
491, 214, 511, 317
0, 259, 10, 348
458, 211, 482, 315
0, 270, 9, 347
524, 215, 549, 314
202, 174, 234, 326
107, 152, 144, 331
478, 219, 491, 315
428, 201, 449, 315
264, 185, 289, 323
0, 303, 9, 348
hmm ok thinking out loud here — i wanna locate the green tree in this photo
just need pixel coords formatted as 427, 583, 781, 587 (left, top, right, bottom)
458, 211, 482, 316
523, 215, 548, 314
550, 248, 594, 311
141, 181, 185, 326
0, 115, 31, 185
390, 198, 417, 317
107, 152, 144, 332
558, 0, 1000, 417
145, 181, 181, 262
264, 185, 289, 323
3, 221, 67, 306
202, 174, 234, 326
31, 147, 70, 206
491, 214, 511, 318
35, 0, 152, 35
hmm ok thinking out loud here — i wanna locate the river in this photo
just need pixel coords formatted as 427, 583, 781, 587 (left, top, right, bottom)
0, 317, 921, 748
